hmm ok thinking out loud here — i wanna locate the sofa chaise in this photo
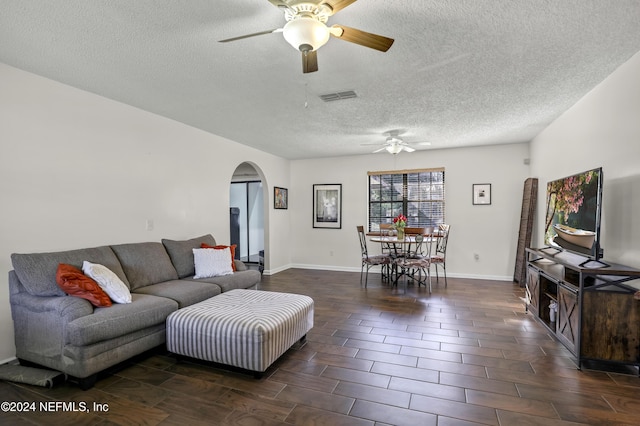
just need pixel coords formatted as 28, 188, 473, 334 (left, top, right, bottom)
8, 234, 261, 389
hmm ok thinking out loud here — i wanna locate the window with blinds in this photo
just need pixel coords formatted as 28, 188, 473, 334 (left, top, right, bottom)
368, 168, 445, 232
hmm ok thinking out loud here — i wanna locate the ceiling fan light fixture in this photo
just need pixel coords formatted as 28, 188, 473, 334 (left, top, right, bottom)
283, 16, 330, 52
386, 144, 403, 155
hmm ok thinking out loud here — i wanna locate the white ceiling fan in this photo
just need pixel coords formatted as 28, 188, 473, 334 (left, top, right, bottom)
363, 131, 431, 155
218, 0, 394, 73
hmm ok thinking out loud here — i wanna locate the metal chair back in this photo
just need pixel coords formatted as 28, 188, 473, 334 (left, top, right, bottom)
357, 225, 369, 258
413, 233, 435, 259
435, 224, 450, 258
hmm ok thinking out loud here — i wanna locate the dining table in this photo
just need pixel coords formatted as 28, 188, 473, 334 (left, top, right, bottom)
369, 235, 420, 257
369, 232, 442, 292
369, 230, 442, 256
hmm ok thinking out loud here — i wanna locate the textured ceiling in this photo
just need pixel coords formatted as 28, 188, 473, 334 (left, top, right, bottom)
2, 0, 640, 159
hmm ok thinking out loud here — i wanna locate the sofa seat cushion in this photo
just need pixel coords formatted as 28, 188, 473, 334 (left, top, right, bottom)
161, 235, 217, 278
111, 242, 179, 290
66, 293, 178, 347
133, 280, 221, 308
187, 270, 261, 292
11, 246, 130, 297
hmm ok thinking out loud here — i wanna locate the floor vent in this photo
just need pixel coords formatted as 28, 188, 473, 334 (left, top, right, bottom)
319, 90, 358, 102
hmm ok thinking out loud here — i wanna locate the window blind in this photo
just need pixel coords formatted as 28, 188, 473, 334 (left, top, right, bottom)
368, 168, 445, 232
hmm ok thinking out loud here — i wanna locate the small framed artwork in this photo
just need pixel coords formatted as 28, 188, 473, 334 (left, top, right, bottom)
274, 187, 288, 209
313, 184, 342, 229
473, 183, 492, 205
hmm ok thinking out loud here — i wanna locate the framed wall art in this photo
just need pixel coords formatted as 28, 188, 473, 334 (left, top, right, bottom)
473, 183, 492, 205
313, 184, 342, 229
274, 187, 288, 209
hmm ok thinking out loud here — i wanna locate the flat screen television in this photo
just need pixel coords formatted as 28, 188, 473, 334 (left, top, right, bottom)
543, 167, 604, 265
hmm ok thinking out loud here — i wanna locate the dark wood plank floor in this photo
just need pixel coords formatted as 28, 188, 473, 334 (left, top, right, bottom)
2, 269, 640, 425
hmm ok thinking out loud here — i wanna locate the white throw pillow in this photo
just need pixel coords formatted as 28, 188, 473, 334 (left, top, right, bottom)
82, 261, 132, 304
193, 248, 234, 279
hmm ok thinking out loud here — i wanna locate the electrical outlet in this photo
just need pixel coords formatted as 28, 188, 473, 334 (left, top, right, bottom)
146, 219, 154, 231
329, 250, 334, 256
474, 253, 479, 261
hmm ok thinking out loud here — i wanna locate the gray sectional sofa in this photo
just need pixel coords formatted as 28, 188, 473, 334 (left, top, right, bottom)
8, 234, 261, 389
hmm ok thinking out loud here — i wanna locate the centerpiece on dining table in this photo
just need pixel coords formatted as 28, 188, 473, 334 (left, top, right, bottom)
393, 214, 407, 240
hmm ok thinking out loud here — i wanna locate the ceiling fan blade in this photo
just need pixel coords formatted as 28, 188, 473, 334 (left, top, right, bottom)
267, 0, 289, 8
219, 28, 282, 43
372, 146, 387, 153
331, 25, 394, 52
302, 50, 318, 73
403, 146, 416, 153
323, 0, 358, 14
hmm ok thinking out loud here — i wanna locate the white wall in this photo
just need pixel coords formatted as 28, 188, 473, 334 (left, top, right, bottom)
530, 51, 640, 268
4, 48, 637, 364
289, 143, 531, 280
0, 64, 291, 362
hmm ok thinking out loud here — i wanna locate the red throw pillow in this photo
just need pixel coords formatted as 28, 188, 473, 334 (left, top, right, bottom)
56, 263, 112, 307
201, 243, 237, 271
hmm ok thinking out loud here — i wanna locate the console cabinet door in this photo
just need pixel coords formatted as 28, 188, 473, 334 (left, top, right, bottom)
582, 290, 640, 363
526, 266, 540, 316
557, 285, 579, 354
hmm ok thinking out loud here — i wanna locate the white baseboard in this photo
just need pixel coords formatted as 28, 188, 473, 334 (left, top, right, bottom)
285, 264, 513, 282
447, 272, 514, 282
0, 356, 17, 365
262, 264, 293, 276
291, 264, 361, 273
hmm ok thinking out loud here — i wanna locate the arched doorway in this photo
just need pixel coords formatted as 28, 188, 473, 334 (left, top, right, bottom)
230, 163, 265, 269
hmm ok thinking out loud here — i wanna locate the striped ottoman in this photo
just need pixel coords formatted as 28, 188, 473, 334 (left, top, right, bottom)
166, 289, 314, 374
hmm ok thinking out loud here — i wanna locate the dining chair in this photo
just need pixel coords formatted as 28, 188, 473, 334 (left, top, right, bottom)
403, 227, 429, 258
430, 224, 450, 287
394, 233, 435, 293
404, 227, 427, 235
378, 223, 396, 278
379, 223, 395, 233
357, 226, 391, 288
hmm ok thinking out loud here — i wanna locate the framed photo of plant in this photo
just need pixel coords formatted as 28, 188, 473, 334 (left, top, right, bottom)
313, 184, 342, 229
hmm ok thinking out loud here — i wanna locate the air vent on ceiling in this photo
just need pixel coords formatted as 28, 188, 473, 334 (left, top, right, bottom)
319, 90, 358, 102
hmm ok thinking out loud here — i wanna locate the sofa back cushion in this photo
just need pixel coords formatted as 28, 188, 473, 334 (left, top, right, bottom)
11, 246, 130, 297
110, 242, 178, 290
161, 234, 217, 278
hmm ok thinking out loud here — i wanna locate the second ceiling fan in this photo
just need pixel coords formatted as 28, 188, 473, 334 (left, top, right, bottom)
362, 131, 432, 155
219, 0, 394, 73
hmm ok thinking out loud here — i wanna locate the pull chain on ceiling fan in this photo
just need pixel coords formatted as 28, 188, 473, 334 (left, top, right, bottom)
219, 0, 394, 73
